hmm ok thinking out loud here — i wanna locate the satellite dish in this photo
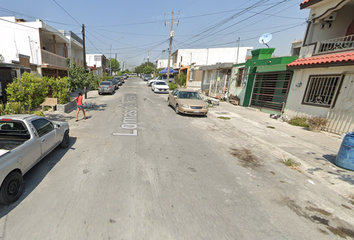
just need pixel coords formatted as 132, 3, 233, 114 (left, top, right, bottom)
259, 33, 272, 48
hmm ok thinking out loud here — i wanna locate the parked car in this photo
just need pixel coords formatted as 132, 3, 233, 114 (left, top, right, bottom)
108, 79, 119, 89
167, 89, 208, 115
98, 81, 115, 95
152, 80, 169, 93
0, 115, 70, 204
143, 75, 152, 81
122, 73, 128, 79
114, 76, 123, 85
147, 76, 161, 86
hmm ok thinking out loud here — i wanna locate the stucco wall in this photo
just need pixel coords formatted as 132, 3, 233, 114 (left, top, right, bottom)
284, 66, 351, 117
0, 17, 41, 65
174, 47, 252, 67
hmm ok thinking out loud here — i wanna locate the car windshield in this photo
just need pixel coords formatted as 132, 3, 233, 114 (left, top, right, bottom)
178, 92, 202, 99
155, 82, 167, 85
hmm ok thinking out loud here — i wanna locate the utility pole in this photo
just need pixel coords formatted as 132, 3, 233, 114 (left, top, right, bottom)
236, 37, 240, 64
165, 11, 179, 83
82, 24, 88, 99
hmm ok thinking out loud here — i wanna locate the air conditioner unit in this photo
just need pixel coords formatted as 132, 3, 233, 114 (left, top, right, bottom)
324, 12, 337, 22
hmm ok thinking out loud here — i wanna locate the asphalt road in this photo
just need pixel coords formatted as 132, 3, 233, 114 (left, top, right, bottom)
0, 77, 352, 240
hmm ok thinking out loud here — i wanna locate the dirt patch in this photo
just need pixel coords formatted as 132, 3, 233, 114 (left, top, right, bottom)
327, 226, 354, 239
230, 148, 261, 168
306, 207, 332, 216
282, 197, 354, 239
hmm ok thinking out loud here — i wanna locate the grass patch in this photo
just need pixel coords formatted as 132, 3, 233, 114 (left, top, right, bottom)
288, 117, 309, 128
218, 116, 230, 120
267, 126, 275, 129
282, 158, 301, 171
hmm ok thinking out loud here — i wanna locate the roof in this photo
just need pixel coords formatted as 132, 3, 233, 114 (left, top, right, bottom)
287, 51, 354, 68
300, 0, 323, 9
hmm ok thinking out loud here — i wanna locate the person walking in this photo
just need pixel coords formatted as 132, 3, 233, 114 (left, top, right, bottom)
75, 92, 86, 122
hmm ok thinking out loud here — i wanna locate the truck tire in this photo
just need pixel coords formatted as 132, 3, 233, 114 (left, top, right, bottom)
60, 131, 70, 148
0, 172, 24, 205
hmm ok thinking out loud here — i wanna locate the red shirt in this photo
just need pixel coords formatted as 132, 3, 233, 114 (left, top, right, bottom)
76, 95, 83, 106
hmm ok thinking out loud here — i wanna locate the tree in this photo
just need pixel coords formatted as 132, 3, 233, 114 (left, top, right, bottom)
143, 66, 154, 74
134, 62, 155, 74
109, 58, 120, 74
66, 59, 89, 93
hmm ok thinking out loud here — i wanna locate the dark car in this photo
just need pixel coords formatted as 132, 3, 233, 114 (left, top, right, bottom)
114, 76, 123, 85
122, 73, 128, 80
98, 81, 115, 95
108, 79, 119, 89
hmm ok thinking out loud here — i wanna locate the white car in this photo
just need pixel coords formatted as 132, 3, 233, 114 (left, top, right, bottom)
152, 81, 169, 93
147, 76, 162, 86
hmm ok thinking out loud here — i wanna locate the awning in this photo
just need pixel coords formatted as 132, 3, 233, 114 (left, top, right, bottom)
159, 67, 178, 74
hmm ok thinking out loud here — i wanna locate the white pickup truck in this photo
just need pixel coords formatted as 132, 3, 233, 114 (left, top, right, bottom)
0, 114, 69, 204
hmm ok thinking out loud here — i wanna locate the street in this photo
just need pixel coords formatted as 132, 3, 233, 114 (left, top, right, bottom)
0, 77, 353, 240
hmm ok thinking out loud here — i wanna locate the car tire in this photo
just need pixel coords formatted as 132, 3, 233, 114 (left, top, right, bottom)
167, 98, 170, 106
0, 172, 24, 205
98, 92, 101, 95
175, 104, 179, 114
60, 130, 70, 148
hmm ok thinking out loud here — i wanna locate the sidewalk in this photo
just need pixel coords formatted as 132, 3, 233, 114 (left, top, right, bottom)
207, 101, 354, 200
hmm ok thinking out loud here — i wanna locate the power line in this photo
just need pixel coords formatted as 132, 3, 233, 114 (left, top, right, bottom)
0, 7, 77, 26
53, 0, 81, 26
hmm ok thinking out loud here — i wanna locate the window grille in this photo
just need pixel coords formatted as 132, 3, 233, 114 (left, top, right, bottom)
302, 75, 342, 108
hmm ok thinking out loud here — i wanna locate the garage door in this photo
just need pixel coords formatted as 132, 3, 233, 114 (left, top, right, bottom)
250, 71, 292, 113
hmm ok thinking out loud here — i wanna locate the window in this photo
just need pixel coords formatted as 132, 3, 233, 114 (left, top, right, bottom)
302, 75, 342, 108
31, 118, 54, 137
236, 68, 244, 87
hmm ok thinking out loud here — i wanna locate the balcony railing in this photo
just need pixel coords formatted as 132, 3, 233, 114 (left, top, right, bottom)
71, 57, 84, 67
316, 34, 354, 54
41, 50, 67, 69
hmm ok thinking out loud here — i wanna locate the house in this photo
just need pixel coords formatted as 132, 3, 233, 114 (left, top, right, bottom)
156, 59, 172, 69
199, 63, 234, 98
285, 0, 354, 134
0, 17, 84, 78
172, 47, 253, 69
173, 47, 253, 90
228, 48, 297, 112
86, 54, 108, 76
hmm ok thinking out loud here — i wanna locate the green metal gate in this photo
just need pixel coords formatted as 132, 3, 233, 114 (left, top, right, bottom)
250, 71, 292, 113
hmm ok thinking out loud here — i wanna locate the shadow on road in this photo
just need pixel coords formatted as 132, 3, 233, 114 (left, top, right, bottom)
323, 154, 354, 185
0, 137, 77, 216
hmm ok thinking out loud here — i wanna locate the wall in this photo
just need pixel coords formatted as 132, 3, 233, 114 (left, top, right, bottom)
284, 65, 351, 117
86, 54, 103, 68
310, 6, 354, 44
174, 47, 252, 67
0, 17, 42, 65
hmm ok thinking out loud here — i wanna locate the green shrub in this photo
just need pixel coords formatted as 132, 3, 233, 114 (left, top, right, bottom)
288, 117, 309, 128
6, 72, 48, 111
175, 72, 186, 86
0, 102, 25, 116
32, 111, 45, 117
48, 76, 69, 104
89, 75, 102, 90
169, 83, 178, 90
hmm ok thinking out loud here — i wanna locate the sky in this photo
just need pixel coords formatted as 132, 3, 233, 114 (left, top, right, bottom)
0, 0, 310, 70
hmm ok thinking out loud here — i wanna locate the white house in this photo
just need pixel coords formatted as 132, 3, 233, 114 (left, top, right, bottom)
156, 59, 172, 69
171, 47, 253, 69
86, 54, 108, 76
285, 0, 354, 134
0, 16, 84, 78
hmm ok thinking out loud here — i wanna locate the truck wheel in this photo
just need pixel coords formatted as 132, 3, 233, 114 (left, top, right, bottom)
0, 172, 24, 205
60, 131, 70, 148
